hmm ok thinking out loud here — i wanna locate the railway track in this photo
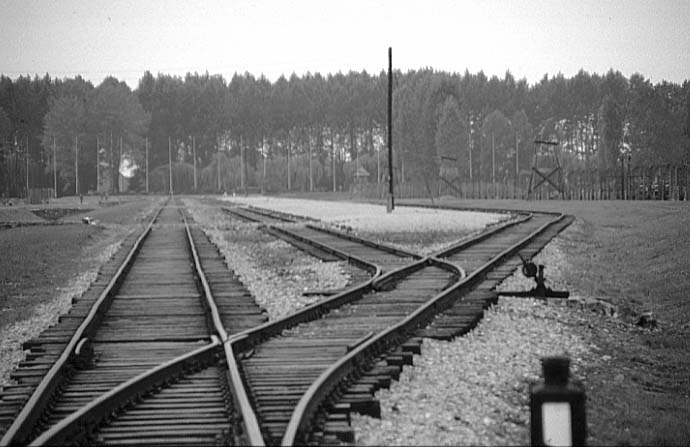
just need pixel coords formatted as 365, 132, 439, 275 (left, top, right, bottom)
0, 201, 267, 446
1, 199, 574, 446
210, 205, 574, 445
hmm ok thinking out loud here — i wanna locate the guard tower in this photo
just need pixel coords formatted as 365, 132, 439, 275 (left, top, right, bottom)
527, 139, 565, 199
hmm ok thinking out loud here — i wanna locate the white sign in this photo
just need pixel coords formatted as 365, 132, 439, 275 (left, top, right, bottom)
542, 402, 572, 446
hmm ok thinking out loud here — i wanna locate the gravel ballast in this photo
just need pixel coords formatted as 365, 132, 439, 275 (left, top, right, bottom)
353, 227, 593, 446
183, 199, 356, 320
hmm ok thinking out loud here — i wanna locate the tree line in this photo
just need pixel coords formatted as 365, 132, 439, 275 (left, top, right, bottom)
0, 68, 688, 197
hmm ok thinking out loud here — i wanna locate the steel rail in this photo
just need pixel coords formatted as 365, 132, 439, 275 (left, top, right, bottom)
224, 206, 282, 223
219, 223, 396, 444
30, 204, 252, 446
225, 212, 545, 445
243, 204, 318, 223
282, 213, 566, 445
30, 338, 223, 446
268, 225, 383, 276
0, 200, 167, 447
303, 223, 422, 259
432, 212, 533, 258
182, 209, 265, 445
180, 209, 229, 341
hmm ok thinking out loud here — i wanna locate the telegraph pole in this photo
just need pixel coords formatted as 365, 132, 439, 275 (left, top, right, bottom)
262, 137, 267, 194
52, 136, 57, 198
387, 46, 394, 212
515, 132, 519, 197
240, 136, 245, 193
192, 136, 197, 191
25, 136, 29, 198
309, 138, 313, 192
145, 137, 149, 194
96, 135, 100, 196
75, 135, 79, 196
217, 143, 221, 192
492, 133, 496, 185
287, 133, 291, 191
119, 137, 123, 193
168, 136, 173, 196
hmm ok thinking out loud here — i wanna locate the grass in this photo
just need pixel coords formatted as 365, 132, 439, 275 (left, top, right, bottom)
0, 196, 161, 330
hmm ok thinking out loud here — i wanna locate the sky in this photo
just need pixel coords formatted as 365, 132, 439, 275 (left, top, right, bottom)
1, 0, 689, 89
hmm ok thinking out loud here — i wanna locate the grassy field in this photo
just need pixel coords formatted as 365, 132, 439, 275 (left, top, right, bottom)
0, 195, 161, 329
1, 193, 688, 445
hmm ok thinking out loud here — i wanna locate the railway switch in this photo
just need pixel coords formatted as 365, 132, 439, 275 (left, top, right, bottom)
498, 253, 569, 299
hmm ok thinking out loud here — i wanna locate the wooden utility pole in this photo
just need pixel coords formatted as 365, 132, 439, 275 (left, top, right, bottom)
491, 133, 496, 185
262, 137, 267, 194
25, 136, 29, 198
377, 144, 381, 186
387, 46, 394, 212
119, 136, 124, 193
74, 135, 79, 196
332, 131, 336, 192
309, 137, 313, 192
240, 137, 245, 193
52, 136, 57, 198
468, 128, 472, 181
109, 131, 113, 195
515, 132, 519, 198
168, 136, 173, 196
193, 136, 197, 191
96, 135, 100, 195
145, 137, 149, 194
515, 132, 519, 179
217, 144, 221, 192
287, 133, 291, 191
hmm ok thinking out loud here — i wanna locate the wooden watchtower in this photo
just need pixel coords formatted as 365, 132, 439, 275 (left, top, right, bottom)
527, 139, 565, 199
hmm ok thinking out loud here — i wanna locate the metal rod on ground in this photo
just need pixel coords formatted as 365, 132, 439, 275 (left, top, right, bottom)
53, 136, 57, 198
387, 46, 394, 212
168, 136, 173, 196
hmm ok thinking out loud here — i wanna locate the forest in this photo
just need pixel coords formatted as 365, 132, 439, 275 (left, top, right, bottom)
0, 68, 689, 198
